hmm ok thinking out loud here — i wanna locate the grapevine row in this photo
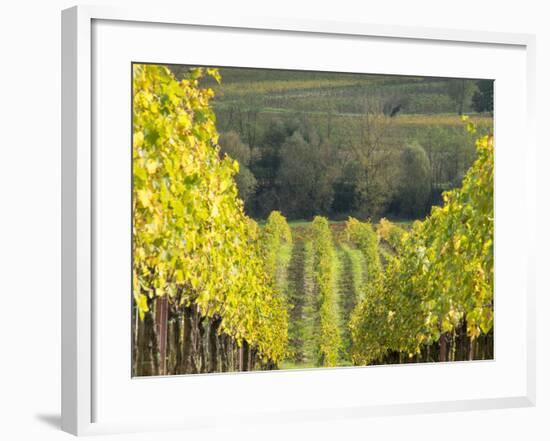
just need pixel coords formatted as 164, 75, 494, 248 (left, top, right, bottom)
132, 65, 288, 375
350, 132, 494, 365
311, 216, 341, 367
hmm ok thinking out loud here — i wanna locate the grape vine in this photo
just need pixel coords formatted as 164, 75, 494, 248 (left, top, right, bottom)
132, 65, 288, 375
350, 133, 494, 365
311, 216, 341, 366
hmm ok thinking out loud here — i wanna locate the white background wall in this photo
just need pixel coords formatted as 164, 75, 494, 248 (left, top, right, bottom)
0, 1, 547, 440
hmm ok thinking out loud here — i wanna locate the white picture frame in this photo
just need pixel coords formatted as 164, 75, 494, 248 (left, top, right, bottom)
62, 5, 537, 436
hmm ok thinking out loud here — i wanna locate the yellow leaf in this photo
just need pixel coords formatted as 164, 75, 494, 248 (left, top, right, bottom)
133, 131, 144, 148
137, 189, 152, 208
211, 203, 219, 218
135, 293, 149, 321
145, 159, 158, 174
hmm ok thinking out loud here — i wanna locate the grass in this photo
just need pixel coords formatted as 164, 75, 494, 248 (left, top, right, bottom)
337, 243, 368, 362
279, 360, 319, 370
393, 113, 493, 127
207, 67, 493, 117
214, 78, 370, 97
330, 242, 343, 364
301, 240, 318, 366
285, 240, 306, 363
341, 243, 366, 304
214, 99, 493, 126
288, 219, 347, 227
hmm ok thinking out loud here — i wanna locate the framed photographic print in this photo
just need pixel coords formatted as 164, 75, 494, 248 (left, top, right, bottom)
62, 5, 536, 436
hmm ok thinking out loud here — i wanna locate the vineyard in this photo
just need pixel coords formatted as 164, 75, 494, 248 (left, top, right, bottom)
132, 64, 493, 376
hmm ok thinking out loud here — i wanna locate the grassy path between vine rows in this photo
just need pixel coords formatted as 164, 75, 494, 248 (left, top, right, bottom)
284, 240, 306, 364
279, 222, 368, 370
337, 243, 367, 363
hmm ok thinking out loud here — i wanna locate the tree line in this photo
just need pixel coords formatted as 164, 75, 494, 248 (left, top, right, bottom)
217, 112, 485, 222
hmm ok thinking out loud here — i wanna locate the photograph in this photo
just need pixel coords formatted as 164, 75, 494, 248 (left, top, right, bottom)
131, 63, 494, 377
0, 0, 543, 438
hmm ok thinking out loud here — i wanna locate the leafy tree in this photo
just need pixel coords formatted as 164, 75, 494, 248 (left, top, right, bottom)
262, 118, 298, 148
412, 125, 477, 204
344, 97, 401, 219
277, 131, 338, 218
218, 131, 257, 206
395, 142, 431, 218
472, 80, 494, 114
245, 118, 297, 218
446, 79, 477, 115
